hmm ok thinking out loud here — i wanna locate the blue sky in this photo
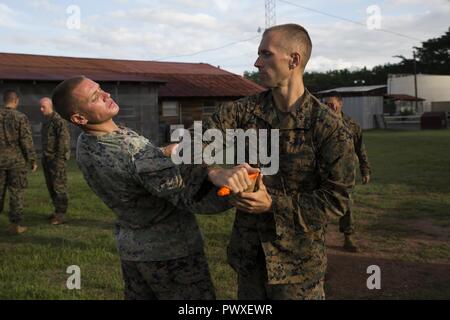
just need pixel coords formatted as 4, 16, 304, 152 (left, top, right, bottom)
1, 0, 449, 75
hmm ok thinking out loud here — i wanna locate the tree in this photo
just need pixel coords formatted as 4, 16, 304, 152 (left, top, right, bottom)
243, 71, 261, 85
415, 27, 450, 74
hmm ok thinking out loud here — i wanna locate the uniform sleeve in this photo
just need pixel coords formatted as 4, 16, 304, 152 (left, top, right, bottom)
132, 143, 230, 214
19, 115, 37, 167
270, 119, 355, 233
199, 100, 247, 164
353, 126, 371, 176
55, 118, 71, 161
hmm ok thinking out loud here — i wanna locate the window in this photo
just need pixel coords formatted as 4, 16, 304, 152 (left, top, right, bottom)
162, 101, 179, 117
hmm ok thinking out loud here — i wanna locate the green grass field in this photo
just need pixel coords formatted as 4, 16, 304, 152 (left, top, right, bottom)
0, 129, 449, 299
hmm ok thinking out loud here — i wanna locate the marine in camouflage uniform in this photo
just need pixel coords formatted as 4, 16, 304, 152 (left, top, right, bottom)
202, 89, 355, 299
0, 90, 37, 233
52, 75, 239, 300
339, 112, 371, 236
325, 94, 371, 252
76, 127, 230, 300
40, 98, 71, 224
200, 24, 355, 299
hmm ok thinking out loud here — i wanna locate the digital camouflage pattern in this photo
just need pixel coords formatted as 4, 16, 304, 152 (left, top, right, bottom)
339, 112, 371, 235
0, 106, 36, 223
41, 112, 70, 161
121, 252, 215, 300
203, 89, 355, 297
342, 112, 371, 177
41, 112, 70, 214
0, 168, 28, 223
76, 126, 229, 262
0, 107, 36, 170
236, 244, 325, 300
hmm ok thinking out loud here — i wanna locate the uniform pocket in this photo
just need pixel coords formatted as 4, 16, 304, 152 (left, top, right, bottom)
294, 199, 327, 237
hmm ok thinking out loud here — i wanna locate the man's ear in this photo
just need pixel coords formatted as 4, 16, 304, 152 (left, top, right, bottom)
290, 52, 301, 69
70, 113, 88, 126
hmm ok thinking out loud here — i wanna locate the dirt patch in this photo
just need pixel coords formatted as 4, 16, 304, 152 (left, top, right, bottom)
401, 219, 450, 241
325, 224, 450, 299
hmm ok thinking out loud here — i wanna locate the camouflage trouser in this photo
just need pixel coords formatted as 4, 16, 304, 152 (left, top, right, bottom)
120, 252, 216, 300
339, 207, 354, 235
0, 168, 28, 224
42, 158, 68, 214
236, 245, 325, 300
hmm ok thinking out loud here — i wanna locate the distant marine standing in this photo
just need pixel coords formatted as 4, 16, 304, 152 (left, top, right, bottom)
325, 93, 371, 252
39, 97, 71, 225
0, 90, 37, 234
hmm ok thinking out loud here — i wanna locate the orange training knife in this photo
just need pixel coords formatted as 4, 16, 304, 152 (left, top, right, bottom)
217, 172, 260, 197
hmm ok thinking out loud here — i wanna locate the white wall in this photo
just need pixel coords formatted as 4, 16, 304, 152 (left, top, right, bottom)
342, 96, 383, 129
387, 74, 450, 112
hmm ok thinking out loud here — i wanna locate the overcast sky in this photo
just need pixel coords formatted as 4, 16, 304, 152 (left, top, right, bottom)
1, 0, 449, 75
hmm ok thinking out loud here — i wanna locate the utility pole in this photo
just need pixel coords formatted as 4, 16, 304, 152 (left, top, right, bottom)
413, 49, 418, 112
265, 0, 276, 29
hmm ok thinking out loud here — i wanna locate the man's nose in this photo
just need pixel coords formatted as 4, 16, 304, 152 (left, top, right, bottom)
254, 57, 262, 68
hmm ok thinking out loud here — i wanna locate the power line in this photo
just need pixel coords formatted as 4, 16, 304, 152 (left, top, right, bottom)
278, 0, 423, 42
154, 35, 261, 61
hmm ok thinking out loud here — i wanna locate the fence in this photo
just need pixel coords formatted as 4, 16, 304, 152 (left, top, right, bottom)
378, 114, 422, 130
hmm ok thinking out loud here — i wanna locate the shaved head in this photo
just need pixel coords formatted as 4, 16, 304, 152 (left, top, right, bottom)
40, 96, 54, 116
52, 76, 86, 121
263, 23, 312, 71
40, 97, 52, 105
3, 90, 19, 105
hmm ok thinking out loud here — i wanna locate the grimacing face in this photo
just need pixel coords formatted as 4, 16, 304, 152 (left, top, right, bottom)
254, 31, 292, 88
72, 78, 120, 125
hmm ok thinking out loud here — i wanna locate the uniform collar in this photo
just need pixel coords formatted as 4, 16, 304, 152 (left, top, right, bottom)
46, 111, 57, 120
253, 88, 313, 129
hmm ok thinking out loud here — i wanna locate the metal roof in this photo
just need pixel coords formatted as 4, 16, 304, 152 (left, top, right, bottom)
0, 52, 264, 98
318, 85, 387, 94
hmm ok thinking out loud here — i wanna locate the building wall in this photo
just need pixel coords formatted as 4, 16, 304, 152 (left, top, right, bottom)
112, 82, 159, 144
159, 98, 232, 143
342, 96, 383, 129
431, 101, 450, 112
387, 74, 450, 112
0, 80, 160, 150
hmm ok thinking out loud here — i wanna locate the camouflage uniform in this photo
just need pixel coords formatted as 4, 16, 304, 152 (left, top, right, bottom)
41, 112, 70, 215
76, 127, 229, 300
339, 113, 371, 235
0, 106, 36, 223
203, 89, 355, 299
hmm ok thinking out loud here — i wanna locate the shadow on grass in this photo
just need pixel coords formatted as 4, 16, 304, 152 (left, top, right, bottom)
326, 253, 450, 299
61, 217, 114, 231
0, 232, 91, 250
6, 211, 115, 232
